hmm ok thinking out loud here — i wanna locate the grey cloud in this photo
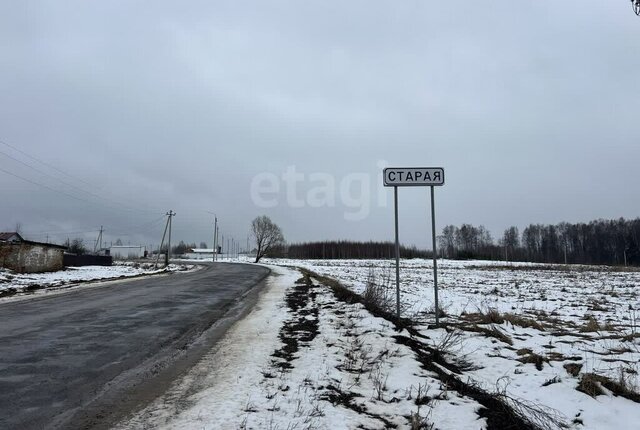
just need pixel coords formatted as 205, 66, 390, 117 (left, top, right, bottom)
1, 1, 639, 249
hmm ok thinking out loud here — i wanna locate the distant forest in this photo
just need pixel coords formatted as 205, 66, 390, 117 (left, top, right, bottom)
439, 218, 640, 266
284, 241, 429, 259
282, 218, 640, 266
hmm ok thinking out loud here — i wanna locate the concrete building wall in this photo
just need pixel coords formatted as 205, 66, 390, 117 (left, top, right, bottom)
184, 252, 214, 260
0, 243, 65, 273
110, 246, 146, 260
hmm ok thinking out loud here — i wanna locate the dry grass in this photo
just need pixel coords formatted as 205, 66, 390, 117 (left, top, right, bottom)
577, 373, 605, 398
461, 324, 513, 345
468, 264, 640, 273
577, 372, 640, 403
579, 316, 601, 333
563, 363, 583, 377
516, 349, 548, 371
461, 309, 544, 331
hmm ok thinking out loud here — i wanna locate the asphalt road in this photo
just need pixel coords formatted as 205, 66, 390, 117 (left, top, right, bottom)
0, 262, 270, 430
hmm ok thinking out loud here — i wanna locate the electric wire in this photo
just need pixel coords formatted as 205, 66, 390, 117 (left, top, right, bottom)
0, 138, 93, 187
0, 138, 160, 215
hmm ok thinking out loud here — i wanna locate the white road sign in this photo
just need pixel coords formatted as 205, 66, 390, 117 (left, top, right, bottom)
383, 167, 444, 187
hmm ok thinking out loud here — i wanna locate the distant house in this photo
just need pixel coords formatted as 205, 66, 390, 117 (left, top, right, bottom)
109, 245, 146, 260
0, 232, 23, 243
184, 248, 216, 260
0, 232, 67, 273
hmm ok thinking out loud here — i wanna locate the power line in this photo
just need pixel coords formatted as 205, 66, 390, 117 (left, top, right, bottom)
0, 148, 105, 201
0, 138, 93, 187
0, 165, 96, 204
0, 138, 161, 215
0, 148, 157, 215
21, 214, 167, 245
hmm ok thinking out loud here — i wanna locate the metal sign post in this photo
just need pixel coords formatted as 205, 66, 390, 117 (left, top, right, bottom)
383, 167, 445, 326
430, 186, 439, 327
394, 186, 401, 318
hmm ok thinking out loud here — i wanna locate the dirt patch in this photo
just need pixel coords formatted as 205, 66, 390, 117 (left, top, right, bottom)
319, 384, 397, 429
271, 273, 320, 370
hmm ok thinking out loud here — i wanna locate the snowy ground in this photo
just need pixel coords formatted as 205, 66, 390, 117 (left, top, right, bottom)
0, 261, 194, 297
118, 259, 640, 430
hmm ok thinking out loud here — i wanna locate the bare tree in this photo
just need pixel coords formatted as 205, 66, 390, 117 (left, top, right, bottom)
65, 238, 87, 255
251, 215, 284, 263
502, 226, 519, 261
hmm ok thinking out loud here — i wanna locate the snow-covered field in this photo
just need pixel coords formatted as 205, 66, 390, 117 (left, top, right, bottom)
119, 259, 640, 430
0, 261, 194, 297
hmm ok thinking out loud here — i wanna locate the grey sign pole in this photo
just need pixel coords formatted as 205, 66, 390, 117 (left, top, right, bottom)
384, 167, 444, 323
394, 185, 401, 319
430, 186, 439, 327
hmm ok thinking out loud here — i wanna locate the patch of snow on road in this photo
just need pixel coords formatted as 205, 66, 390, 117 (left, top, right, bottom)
0, 262, 193, 296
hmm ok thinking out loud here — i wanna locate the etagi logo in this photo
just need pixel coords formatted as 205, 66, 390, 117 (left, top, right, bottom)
250, 162, 389, 221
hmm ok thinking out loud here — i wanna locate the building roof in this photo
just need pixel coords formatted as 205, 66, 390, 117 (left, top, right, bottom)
189, 248, 215, 253
23, 240, 67, 250
110, 245, 145, 249
0, 232, 23, 241
0, 238, 66, 250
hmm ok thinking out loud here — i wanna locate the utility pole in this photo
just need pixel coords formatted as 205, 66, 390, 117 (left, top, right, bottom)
227, 238, 230, 260
155, 213, 171, 269
213, 216, 218, 262
165, 210, 175, 267
94, 226, 103, 253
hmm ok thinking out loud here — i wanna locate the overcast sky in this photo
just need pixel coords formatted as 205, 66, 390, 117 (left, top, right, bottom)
1, 1, 639, 250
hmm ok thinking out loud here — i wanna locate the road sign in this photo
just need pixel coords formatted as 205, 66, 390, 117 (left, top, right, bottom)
384, 166, 445, 327
383, 167, 444, 187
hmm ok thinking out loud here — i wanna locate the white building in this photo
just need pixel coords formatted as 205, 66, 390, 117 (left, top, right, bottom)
184, 248, 215, 260
110, 245, 146, 260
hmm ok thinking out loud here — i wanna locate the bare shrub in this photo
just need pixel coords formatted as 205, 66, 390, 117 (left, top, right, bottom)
462, 308, 544, 331
494, 377, 568, 430
516, 349, 548, 371
503, 313, 545, 331
577, 373, 605, 398
577, 372, 640, 403
432, 329, 464, 356
460, 324, 513, 345
580, 316, 600, 333
362, 266, 394, 313
563, 362, 583, 377
409, 407, 435, 430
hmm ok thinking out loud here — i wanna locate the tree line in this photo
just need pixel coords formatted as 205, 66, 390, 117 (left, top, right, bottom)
281, 217, 640, 266
439, 218, 640, 266
283, 240, 430, 259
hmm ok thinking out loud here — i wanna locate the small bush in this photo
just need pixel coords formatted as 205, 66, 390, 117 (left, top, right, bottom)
503, 313, 544, 331
461, 324, 513, 345
577, 373, 605, 398
516, 350, 548, 371
563, 362, 583, 377
580, 316, 600, 333
362, 267, 394, 314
